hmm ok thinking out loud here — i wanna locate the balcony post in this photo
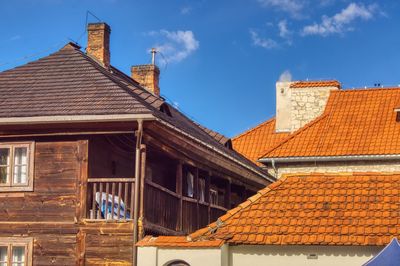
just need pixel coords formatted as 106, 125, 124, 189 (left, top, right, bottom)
207, 172, 211, 224
195, 168, 199, 229
225, 179, 231, 209
133, 119, 143, 266
138, 143, 146, 240
176, 161, 183, 231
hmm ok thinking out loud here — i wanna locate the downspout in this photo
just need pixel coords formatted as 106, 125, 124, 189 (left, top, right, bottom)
133, 119, 143, 266
271, 158, 278, 179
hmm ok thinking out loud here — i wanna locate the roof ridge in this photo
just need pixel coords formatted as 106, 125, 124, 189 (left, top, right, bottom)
82, 50, 233, 149
259, 113, 329, 159
0, 42, 78, 75
189, 176, 290, 241
72, 46, 162, 115
232, 117, 276, 141
339, 87, 400, 93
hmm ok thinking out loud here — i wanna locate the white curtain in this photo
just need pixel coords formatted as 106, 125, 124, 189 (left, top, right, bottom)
0, 148, 10, 184
0, 246, 7, 266
187, 172, 194, 198
13, 148, 27, 184
12, 246, 25, 266
199, 179, 205, 202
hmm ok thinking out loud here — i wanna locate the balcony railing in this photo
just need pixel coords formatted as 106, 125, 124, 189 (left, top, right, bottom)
145, 180, 180, 231
86, 177, 228, 233
87, 178, 135, 221
145, 180, 228, 234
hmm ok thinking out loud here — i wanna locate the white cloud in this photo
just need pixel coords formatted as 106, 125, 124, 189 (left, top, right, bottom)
148, 30, 199, 64
258, 0, 305, 17
278, 20, 291, 39
279, 70, 292, 82
250, 30, 278, 49
180, 6, 192, 15
302, 2, 378, 36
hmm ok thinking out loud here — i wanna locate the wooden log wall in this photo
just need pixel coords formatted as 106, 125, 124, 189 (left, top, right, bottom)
81, 222, 133, 266
0, 140, 82, 265
0, 138, 135, 265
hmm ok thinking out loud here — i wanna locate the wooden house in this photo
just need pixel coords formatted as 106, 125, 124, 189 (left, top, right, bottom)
0, 23, 272, 265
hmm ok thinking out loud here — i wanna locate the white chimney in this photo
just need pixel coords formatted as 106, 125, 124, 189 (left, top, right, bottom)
275, 80, 341, 133
275, 81, 293, 132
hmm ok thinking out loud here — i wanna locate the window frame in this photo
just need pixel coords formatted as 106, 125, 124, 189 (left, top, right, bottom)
210, 188, 218, 205
0, 237, 33, 266
0, 142, 34, 192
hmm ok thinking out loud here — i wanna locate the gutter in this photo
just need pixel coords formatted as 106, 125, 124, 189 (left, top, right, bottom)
155, 118, 274, 183
0, 114, 155, 125
259, 154, 400, 164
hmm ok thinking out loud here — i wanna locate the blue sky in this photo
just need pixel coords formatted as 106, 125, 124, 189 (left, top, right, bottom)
1, 0, 399, 137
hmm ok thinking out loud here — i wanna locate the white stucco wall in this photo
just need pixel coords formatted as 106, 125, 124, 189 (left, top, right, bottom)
138, 245, 382, 266
229, 245, 381, 266
275, 81, 338, 133
138, 246, 228, 266
265, 160, 400, 179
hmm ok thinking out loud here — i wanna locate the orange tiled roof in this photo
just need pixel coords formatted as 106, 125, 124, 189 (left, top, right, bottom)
262, 88, 400, 159
140, 173, 400, 247
232, 118, 290, 165
290, 80, 341, 88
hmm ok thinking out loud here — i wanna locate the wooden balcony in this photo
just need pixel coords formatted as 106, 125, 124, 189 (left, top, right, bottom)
86, 178, 135, 221
144, 180, 228, 234
86, 177, 228, 234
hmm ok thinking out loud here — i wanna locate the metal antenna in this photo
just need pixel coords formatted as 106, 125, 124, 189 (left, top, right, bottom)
151, 48, 157, 65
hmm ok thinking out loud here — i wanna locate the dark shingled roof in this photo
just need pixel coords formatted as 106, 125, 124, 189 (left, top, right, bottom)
0, 43, 268, 179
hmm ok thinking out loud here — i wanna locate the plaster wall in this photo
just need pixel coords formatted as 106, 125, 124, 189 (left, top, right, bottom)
138, 246, 227, 266
229, 245, 381, 266
266, 160, 400, 179
138, 245, 382, 266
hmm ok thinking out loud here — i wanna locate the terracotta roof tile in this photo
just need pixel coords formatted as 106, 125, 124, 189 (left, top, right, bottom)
232, 119, 290, 165
290, 80, 341, 89
142, 173, 400, 247
262, 88, 400, 159
136, 236, 224, 248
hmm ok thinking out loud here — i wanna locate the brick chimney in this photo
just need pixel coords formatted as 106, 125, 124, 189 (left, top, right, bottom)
87, 22, 111, 67
131, 65, 160, 96
275, 80, 341, 132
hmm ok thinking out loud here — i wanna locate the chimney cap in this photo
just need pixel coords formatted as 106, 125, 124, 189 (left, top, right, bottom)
87, 22, 111, 32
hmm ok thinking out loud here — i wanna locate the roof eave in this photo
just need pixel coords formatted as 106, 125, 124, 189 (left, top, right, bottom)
155, 118, 274, 183
0, 114, 155, 125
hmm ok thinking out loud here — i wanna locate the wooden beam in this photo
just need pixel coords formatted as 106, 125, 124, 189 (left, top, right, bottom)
195, 168, 200, 230
76, 140, 88, 222
207, 171, 211, 224
87, 178, 135, 183
225, 179, 231, 209
143, 131, 260, 185
144, 220, 185, 236
146, 123, 270, 187
176, 161, 183, 232
76, 230, 86, 266
138, 143, 146, 240
0, 131, 135, 139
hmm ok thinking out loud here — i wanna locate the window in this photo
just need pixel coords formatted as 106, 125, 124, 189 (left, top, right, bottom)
185, 171, 194, 198
210, 189, 218, 205
198, 178, 205, 202
165, 260, 190, 266
0, 238, 33, 266
0, 143, 34, 192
